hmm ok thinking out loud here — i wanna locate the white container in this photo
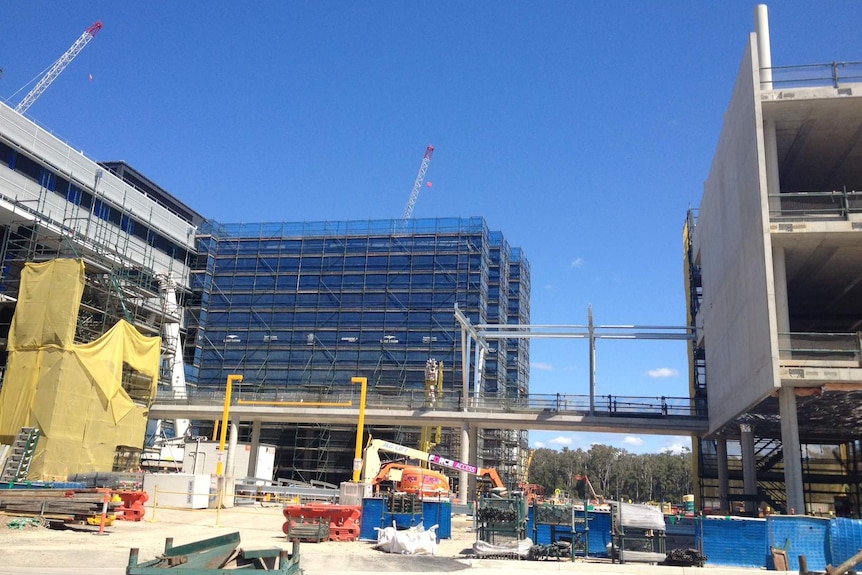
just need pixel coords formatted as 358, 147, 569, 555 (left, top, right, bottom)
143, 473, 211, 509
340, 481, 373, 506
182, 441, 276, 481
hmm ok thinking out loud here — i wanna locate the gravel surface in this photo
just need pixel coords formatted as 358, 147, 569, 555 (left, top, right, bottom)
0, 505, 484, 572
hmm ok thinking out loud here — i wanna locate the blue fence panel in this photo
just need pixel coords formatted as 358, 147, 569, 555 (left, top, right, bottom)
589, 511, 612, 556
422, 500, 452, 540
698, 517, 768, 568
830, 518, 862, 567
359, 497, 386, 541
767, 516, 831, 572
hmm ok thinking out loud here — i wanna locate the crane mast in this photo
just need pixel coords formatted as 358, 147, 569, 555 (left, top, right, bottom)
15, 21, 103, 114
400, 145, 434, 221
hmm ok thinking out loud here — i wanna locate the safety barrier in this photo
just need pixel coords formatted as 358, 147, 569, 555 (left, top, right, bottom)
282, 503, 361, 542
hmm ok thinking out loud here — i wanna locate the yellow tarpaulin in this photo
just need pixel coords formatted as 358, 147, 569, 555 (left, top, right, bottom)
0, 259, 161, 480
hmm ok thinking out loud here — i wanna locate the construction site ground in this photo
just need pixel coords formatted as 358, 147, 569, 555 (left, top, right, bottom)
0, 505, 759, 575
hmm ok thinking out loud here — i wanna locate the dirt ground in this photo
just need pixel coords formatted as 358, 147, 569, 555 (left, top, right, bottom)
0, 504, 489, 573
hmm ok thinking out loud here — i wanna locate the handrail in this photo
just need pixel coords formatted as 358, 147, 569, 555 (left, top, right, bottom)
154, 387, 706, 419
762, 61, 862, 89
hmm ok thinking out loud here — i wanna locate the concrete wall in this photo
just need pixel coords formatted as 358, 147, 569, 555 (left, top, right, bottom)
696, 34, 779, 433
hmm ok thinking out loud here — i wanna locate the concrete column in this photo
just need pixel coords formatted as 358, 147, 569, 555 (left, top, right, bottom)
779, 386, 806, 514
247, 419, 261, 479
459, 422, 470, 505
765, 119, 781, 214
740, 424, 758, 515
773, 246, 791, 356
716, 438, 730, 514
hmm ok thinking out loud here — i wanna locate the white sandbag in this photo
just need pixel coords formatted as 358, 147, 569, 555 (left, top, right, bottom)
414, 524, 439, 555
373, 522, 398, 552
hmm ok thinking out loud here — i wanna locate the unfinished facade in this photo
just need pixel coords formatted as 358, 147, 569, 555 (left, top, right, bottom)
184, 218, 531, 486
0, 102, 202, 471
687, 5, 862, 516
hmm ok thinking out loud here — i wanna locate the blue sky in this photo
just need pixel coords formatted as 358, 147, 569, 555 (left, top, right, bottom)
4, 2, 862, 455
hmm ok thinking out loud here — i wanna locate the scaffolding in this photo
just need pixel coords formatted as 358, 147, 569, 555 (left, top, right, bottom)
185, 217, 530, 485
0, 119, 198, 464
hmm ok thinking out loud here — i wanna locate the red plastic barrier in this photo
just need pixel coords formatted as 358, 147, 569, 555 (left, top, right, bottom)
282, 504, 361, 542
114, 490, 148, 521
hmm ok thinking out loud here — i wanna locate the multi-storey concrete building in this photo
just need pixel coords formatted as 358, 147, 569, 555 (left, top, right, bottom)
687, 6, 862, 516
184, 218, 530, 485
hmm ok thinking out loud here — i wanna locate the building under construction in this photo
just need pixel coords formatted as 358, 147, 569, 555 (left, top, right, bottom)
184, 218, 530, 486
0, 102, 202, 476
686, 6, 862, 517
0, 100, 530, 485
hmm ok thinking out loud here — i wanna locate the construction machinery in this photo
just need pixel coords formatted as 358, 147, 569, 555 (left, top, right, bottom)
418, 359, 443, 454
400, 145, 434, 221
517, 448, 546, 504
359, 438, 505, 498
15, 21, 103, 114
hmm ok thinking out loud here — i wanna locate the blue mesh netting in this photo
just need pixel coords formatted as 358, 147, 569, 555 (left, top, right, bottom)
767, 516, 831, 571
829, 518, 862, 567
698, 517, 768, 567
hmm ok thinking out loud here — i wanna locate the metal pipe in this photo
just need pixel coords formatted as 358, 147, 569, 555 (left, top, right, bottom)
216, 374, 242, 477
755, 4, 773, 87
351, 376, 368, 482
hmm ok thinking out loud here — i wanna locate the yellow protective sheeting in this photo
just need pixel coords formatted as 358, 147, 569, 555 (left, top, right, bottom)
7, 259, 83, 351
0, 259, 160, 480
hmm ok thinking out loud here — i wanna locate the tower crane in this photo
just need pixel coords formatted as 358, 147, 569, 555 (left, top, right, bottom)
400, 145, 434, 221
15, 21, 103, 114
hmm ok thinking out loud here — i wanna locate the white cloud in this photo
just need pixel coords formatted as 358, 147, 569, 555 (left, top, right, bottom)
647, 367, 679, 378
549, 436, 573, 446
532, 362, 554, 372
570, 257, 585, 268
533, 441, 546, 448
661, 437, 692, 454
622, 436, 644, 447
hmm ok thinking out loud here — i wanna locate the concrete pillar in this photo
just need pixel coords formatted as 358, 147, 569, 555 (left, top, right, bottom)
716, 437, 730, 514
740, 424, 758, 515
765, 120, 781, 214
779, 386, 806, 514
247, 419, 261, 479
773, 247, 790, 329
459, 422, 470, 505
220, 422, 239, 508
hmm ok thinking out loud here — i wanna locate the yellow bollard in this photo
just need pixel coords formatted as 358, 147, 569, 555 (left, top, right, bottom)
147, 486, 158, 523
214, 486, 222, 527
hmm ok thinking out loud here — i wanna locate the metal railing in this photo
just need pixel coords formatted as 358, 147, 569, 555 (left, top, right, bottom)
768, 190, 862, 221
763, 61, 862, 89
154, 387, 705, 418
778, 332, 861, 365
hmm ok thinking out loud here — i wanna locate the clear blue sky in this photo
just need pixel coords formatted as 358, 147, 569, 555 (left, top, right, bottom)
4, 2, 862, 455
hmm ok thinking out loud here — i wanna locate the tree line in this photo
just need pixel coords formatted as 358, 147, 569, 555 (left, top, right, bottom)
525, 444, 693, 504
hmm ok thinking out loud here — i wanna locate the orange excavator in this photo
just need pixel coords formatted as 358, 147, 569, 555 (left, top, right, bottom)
359, 439, 506, 497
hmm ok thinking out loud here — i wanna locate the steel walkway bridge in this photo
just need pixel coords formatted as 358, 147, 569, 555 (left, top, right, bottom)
149, 388, 707, 436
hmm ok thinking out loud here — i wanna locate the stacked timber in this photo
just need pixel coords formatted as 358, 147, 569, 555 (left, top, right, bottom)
0, 488, 120, 523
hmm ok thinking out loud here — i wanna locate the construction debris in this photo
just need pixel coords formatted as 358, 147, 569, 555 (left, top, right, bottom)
126, 531, 302, 573
0, 488, 120, 525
